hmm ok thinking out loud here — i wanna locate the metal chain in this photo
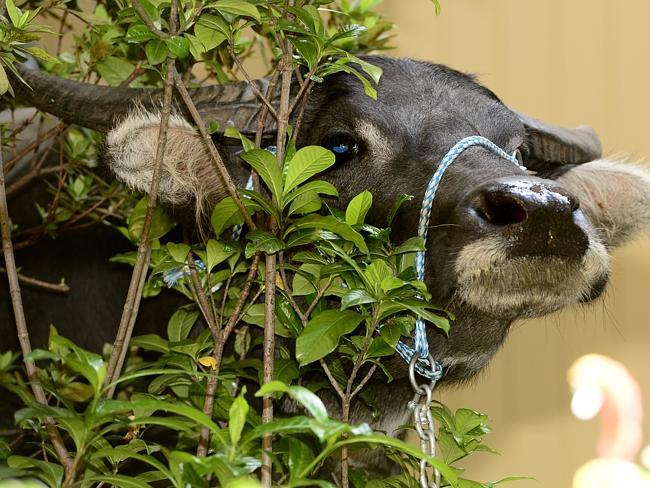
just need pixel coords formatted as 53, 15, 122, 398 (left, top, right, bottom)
408, 354, 442, 488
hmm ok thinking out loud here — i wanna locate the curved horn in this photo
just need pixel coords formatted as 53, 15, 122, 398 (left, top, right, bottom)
12, 68, 276, 135
517, 112, 602, 171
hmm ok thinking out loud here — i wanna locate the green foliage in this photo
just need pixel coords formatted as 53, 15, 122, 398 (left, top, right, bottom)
0, 0, 526, 486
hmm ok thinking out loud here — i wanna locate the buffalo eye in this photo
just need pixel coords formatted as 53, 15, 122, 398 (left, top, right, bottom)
322, 133, 360, 163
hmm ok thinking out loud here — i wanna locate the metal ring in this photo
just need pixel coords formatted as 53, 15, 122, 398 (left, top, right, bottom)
409, 353, 436, 394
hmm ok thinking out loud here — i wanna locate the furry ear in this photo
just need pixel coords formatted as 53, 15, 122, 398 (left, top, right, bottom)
105, 109, 223, 219
556, 159, 650, 248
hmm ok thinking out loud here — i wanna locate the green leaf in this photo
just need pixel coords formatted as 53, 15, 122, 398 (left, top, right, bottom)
145, 39, 168, 65
284, 180, 338, 206
213, 0, 261, 22
206, 239, 237, 271
241, 149, 283, 203
273, 358, 300, 385
256, 381, 328, 422
224, 126, 255, 152
341, 289, 376, 310
345, 190, 373, 225
245, 230, 286, 258
126, 24, 157, 43
167, 309, 199, 342
287, 438, 315, 482
195, 16, 227, 50
364, 260, 393, 293
134, 0, 161, 29
96, 56, 135, 86
7, 456, 63, 488
393, 236, 425, 254
50, 334, 106, 396
96, 399, 227, 445
0, 65, 8, 96
288, 190, 322, 216
167, 242, 190, 263
165, 36, 190, 59
131, 334, 170, 353
296, 310, 364, 365
91, 448, 173, 483
84, 474, 152, 488
292, 38, 320, 69
128, 196, 176, 242
5, 0, 22, 27
186, 33, 206, 60
229, 387, 249, 445
283, 146, 336, 196
211, 196, 261, 236
387, 194, 414, 226
345, 53, 383, 85
24, 47, 60, 65
290, 215, 368, 254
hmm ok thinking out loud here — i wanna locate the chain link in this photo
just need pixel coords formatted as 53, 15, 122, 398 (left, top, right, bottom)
408, 354, 441, 488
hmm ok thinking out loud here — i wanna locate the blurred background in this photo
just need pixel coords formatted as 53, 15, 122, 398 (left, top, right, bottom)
376, 0, 650, 486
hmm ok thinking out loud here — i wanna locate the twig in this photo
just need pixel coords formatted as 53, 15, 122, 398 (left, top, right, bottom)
304, 275, 334, 319
197, 253, 261, 456
188, 254, 219, 342
260, 253, 276, 487
0, 266, 70, 294
3, 124, 65, 174
104, 2, 178, 397
320, 359, 345, 401
131, 0, 169, 38
119, 61, 146, 88
229, 47, 278, 120
171, 68, 256, 231
278, 252, 304, 319
0, 140, 74, 481
350, 363, 378, 400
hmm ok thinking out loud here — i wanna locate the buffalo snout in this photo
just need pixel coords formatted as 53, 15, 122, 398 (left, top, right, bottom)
462, 177, 590, 260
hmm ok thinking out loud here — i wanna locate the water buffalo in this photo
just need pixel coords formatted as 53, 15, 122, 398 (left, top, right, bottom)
3, 57, 650, 469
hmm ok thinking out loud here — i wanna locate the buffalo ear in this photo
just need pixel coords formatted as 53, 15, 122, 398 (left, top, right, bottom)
516, 112, 602, 171
105, 109, 225, 219
555, 159, 650, 248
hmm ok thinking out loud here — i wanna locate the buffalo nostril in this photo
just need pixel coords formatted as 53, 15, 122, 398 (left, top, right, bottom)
477, 192, 527, 226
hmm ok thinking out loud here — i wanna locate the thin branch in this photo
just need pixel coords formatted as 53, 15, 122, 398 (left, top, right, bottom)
104, 0, 179, 398
261, 253, 277, 487
0, 140, 73, 481
171, 68, 256, 231
350, 363, 378, 400
278, 252, 304, 320
131, 0, 169, 38
229, 47, 278, 120
3, 124, 65, 175
304, 275, 334, 319
320, 359, 345, 401
104, 64, 175, 398
287, 66, 317, 115
188, 254, 219, 342
0, 266, 70, 294
197, 253, 261, 456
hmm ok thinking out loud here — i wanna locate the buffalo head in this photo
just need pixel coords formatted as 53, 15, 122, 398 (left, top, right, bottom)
14, 56, 650, 384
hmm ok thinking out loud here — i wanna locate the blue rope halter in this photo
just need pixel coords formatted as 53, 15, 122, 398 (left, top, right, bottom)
394, 135, 526, 379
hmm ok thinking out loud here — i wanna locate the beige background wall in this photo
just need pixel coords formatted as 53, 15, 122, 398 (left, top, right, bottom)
377, 1, 650, 486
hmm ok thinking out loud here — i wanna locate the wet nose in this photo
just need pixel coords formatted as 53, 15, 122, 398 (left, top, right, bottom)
470, 179, 589, 258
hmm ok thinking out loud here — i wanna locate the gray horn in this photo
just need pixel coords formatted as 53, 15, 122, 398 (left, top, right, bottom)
11, 68, 276, 135
517, 112, 602, 171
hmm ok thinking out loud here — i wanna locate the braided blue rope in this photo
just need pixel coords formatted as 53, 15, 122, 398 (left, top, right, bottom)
395, 136, 526, 379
